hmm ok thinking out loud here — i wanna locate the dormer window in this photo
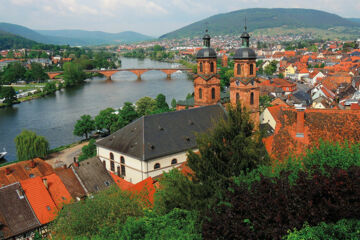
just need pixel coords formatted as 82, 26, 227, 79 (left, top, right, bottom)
154, 163, 160, 169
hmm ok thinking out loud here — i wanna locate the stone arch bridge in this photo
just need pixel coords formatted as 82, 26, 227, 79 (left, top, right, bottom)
46, 68, 192, 81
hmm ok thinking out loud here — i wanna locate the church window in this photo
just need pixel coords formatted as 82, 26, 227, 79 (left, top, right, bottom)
199, 88, 202, 99
110, 152, 114, 160
236, 93, 240, 103
199, 62, 203, 72
237, 64, 241, 75
210, 62, 214, 73
154, 163, 160, 169
211, 88, 215, 99
250, 64, 254, 75
250, 92, 254, 105
110, 160, 115, 171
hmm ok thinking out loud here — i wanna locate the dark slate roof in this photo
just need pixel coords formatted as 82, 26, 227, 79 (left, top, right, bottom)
0, 183, 40, 239
196, 48, 217, 59
96, 105, 227, 161
233, 48, 257, 60
71, 157, 114, 194
291, 91, 312, 106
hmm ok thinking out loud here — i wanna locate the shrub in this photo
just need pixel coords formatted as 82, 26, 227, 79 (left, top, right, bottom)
285, 219, 360, 240
203, 166, 360, 240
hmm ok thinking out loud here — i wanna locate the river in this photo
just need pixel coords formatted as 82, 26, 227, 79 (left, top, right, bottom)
0, 57, 194, 162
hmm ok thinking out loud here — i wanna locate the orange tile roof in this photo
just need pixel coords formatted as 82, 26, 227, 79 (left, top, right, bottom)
0, 158, 54, 187
20, 177, 58, 224
42, 174, 72, 209
109, 172, 134, 191
129, 177, 157, 207
264, 107, 360, 160
270, 98, 288, 106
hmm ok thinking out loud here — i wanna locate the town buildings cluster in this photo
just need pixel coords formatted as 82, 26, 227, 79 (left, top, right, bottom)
1, 27, 360, 239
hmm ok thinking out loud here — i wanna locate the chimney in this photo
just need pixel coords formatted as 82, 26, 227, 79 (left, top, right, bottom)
73, 157, 79, 167
30, 159, 36, 168
43, 178, 48, 189
295, 107, 306, 138
5, 168, 11, 175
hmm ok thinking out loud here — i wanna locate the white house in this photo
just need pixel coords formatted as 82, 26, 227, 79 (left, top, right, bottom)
96, 105, 226, 184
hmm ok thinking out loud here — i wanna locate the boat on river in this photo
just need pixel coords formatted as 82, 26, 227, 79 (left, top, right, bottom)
0, 148, 7, 159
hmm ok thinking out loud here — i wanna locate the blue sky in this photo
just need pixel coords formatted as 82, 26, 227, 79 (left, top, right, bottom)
1, 0, 359, 36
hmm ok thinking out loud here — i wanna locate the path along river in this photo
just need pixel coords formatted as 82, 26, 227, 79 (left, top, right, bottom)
0, 57, 194, 162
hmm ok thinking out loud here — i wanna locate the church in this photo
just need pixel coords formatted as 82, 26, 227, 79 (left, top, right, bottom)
176, 26, 260, 125
96, 26, 260, 183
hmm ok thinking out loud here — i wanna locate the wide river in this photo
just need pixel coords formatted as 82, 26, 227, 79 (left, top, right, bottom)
0, 57, 194, 162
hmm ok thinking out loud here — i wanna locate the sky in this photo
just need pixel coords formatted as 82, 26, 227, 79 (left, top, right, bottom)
1, 0, 360, 36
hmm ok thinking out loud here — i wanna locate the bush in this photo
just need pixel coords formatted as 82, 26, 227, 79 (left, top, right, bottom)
78, 139, 96, 162
120, 208, 202, 240
203, 166, 360, 240
285, 219, 360, 240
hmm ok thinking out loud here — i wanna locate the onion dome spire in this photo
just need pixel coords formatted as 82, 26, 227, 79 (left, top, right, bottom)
203, 28, 211, 48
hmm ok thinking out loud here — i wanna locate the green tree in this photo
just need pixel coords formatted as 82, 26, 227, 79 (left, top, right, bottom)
14, 129, 49, 161
186, 103, 269, 206
51, 186, 143, 239
95, 108, 118, 133
63, 62, 86, 87
1, 62, 26, 84
171, 98, 177, 109
78, 139, 97, 162
29, 62, 48, 82
73, 114, 95, 139
43, 82, 57, 95
120, 102, 138, 123
259, 95, 273, 111
0, 87, 17, 105
264, 60, 278, 76
120, 208, 202, 240
135, 96, 156, 116
154, 93, 169, 112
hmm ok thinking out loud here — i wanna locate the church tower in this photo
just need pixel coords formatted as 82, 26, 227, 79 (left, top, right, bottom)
193, 29, 221, 107
230, 22, 260, 125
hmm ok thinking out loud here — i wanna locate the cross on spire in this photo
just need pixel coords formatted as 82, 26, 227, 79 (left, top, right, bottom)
244, 17, 247, 31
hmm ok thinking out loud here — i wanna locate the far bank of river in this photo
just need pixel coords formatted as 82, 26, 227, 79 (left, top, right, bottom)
0, 57, 194, 162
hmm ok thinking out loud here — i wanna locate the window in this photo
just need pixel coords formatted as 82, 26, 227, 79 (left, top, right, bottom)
250, 64, 254, 75
121, 165, 126, 176
105, 181, 110, 186
117, 166, 121, 176
199, 62, 203, 72
237, 64, 241, 75
154, 163, 160, 169
120, 156, 126, 176
199, 88, 202, 99
210, 62, 214, 73
171, 159, 177, 165
110, 152, 114, 160
103, 161, 106, 168
211, 88, 215, 99
250, 92, 254, 105
236, 93, 240, 103
110, 160, 115, 171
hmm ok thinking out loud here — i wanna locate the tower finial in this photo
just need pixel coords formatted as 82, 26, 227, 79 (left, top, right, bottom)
244, 17, 247, 31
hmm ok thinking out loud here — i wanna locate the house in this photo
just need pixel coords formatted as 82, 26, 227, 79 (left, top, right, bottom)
70, 157, 114, 194
263, 107, 360, 159
0, 183, 41, 239
260, 78, 297, 95
0, 158, 54, 186
96, 105, 226, 184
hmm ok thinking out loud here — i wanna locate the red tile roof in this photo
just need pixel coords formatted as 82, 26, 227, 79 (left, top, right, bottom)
264, 107, 360, 160
42, 174, 72, 209
0, 158, 54, 187
109, 172, 134, 191
129, 177, 157, 207
20, 177, 58, 224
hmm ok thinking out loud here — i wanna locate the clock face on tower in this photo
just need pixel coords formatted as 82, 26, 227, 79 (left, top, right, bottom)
236, 80, 240, 86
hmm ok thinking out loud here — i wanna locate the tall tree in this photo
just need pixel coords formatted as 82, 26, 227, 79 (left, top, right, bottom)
63, 62, 86, 87
14, 129, 49, 161
136, 96, 156, 116
154, 93, 169, 113
0, 87, 17, 105
29, 62, 48, 82
120, 102, 138, 123
73, 114, 95, 139
1, 62, 26, 84
95, 108, 118, 134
